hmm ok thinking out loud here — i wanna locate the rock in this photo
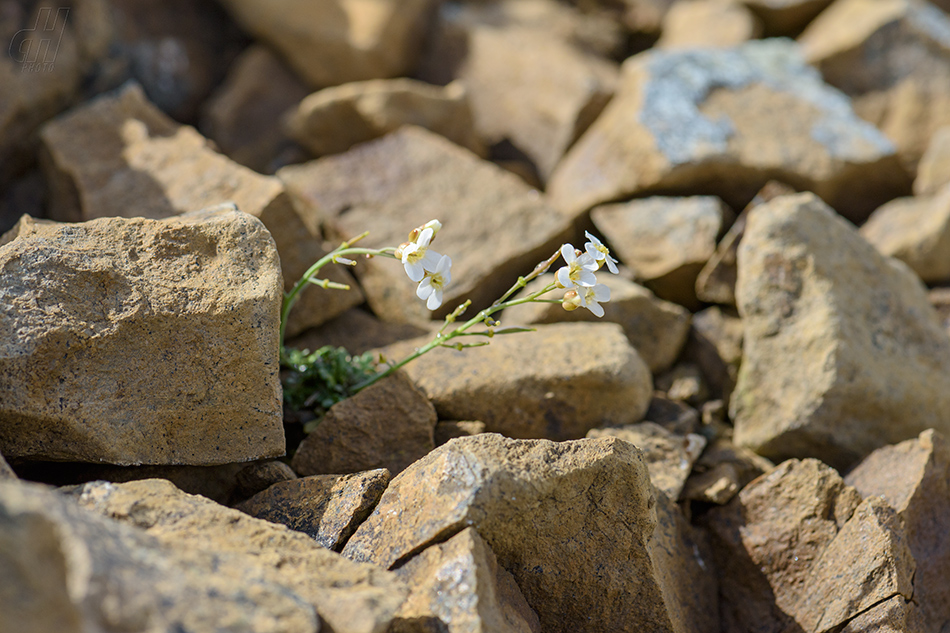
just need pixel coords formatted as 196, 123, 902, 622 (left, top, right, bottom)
216, 0, 439, 87
236, 469, 390, 551
743, 0, 834, 35
434, 420, 487, 446
915, 125, 950, 197
860, 184, 950, 284
731, 192, 950, 470
378, 322, 653, 441
587, 422, 706, 499
655, 363, 710, 406
343, 433, 717, 633
287, 78, 484, 158
291, 371, 437, 477
682, 306, 743, 400
0, 452, 15, 480
278, 126, 572, 323
656, 0, 761, 49
417, 0, 618, 182
845, 429, 950, 632
548, 39, 909, 223
681, 439, 773, 505
643, 395, 701, 435
0, 479, 321, 633
287, 308, 430, 356
502, 272, 691, 373
0, 208, 284, 466
837, 595, 925, 633
591, 196, 732, 309
233, 459, 298, 503
391, 527, 542, 633
800, 0, 950, 173
929, 287, 950, 333
39, 82, 361, 337
200, 44, 311, 174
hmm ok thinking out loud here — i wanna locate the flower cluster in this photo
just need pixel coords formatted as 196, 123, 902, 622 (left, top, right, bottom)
554, 231, 619, 317
395, 220, 453, 310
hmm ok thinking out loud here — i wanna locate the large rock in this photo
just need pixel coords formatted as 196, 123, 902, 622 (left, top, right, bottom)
0, 208, 284, 465
799, 0, 950, 173
378, 322, 653, 441
343, 433, 717, 633
547, 39, 909, 223
915, 125, 950, 197
71, 478, 408, 633
39, 82, 359, 337
216, 0, 439, 87
278, 126, 572, 323
731, 192, 950, 470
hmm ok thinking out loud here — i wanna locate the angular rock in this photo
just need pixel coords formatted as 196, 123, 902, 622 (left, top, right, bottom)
233, 459, 298, 503
743, 0, 834, 35
287, 308, 430, 356
860, 183, 950, 284
657, 0, 761, 49
287, 78, 484, 158
291, 371, 436, 477
392, 527, 542, 633
71, 478, 408, 633
236, 469, 390, 551
799, 0, 950, 172
845, 429, 950, 632
278, 126, 572, 323
502, 272, 691, 373
0, 208, 284, 465
731, 192, 950, 470
681, 439, 773, 505
200, 44, 310, 174
591, 196, 732, 308
378, 322, 653, 441
343, 433, 716, 633
0, 480, 320, 633
434, 420, 487, 447
587, 422, 706, 499
548, 39, 909, 223
216, 0, 439, 87
915, 125, 950, 197
838, 595, 925, 633
683, 305, 743, 400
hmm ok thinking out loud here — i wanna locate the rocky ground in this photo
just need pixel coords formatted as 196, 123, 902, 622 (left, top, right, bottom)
3, 0, 950, 631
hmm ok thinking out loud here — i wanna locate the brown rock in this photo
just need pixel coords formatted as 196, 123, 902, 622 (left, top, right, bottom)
683, 305, 743, 400
392, 527, 542, 633
434, 420, 487, 447
657, 0, 761, 49
915, 125, 950, 197
743, 0, 834, 35
343, 433, 716, 633
286, 308, 430, 356
0, 208, 284, 466
216, 0, 439, 87
72, 478, 407, 633
0, 452, 15, 480
39, 82, 360, 337
548, 39, 909, 223
929, 287, 950, 334
655, 363, 710, 407
502, 272, 691, 373
378, 322, 653, 441
291, 371, 436, 477
278, 126, 572, 322
837, 595, 925, 633
233, 459, 298, 503
732, 192, 950, 470
681, 439, 773, 505
287, 78, 484, 158
236, 469, 390, 551
591, 196, 732, 309
643, 395, 701, 435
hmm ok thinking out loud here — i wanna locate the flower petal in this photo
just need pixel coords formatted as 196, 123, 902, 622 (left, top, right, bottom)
587, 301, 605, 317
560, 243, 576, 264
605, 258, 619, 275
405, 260, 426, 282
417, 227, 433, 248
593, 284, 611, 301
416, 277, 433, 300
556, 267, 572, 288
421, 249, 443, 272
426, 288, 443, 310
576, 270, 597, 286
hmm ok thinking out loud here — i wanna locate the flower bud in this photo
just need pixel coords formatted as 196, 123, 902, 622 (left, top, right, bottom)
561, 289, 582, 311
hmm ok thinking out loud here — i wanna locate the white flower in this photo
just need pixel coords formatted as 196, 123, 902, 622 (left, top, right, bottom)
577, 283, 610, 317
584, 231, 619, 275
555, 243, 598, 289
416, 254, 452, 310
401, 227, 443, 282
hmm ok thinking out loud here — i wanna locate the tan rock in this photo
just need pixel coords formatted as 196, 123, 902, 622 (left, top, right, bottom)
683, 305, 743, 400
434, 420, 487, 447
742, 0, 834, 35
681, 438, 772, 505
286, 308, 429, 356
200, 44, 310, 174
930, 287, 950, 334
0, 452, 15, 480
655, 362, 710, 406
287, 78, 484, 158
72, 478, 407, 633
591, 196, 732, 309
731, 192, 950, 470
657, 0, 761, 49
1, 480, 320, 633
838, 595, 925, 633
799, 0, 950, 173
233, 459, 298, 503
343, 433, 716, 633
216, 0, 438, 87
237, 469, 390, 551
845, 430, 950, 632
278, 126, 572, 323
548, 39, 909, 223
0, 208, 284, 466
502, 272, 691, 373
860, 184, 950, 284
587, 422, 706, 499
392, 527, 542, 633
39, 82, 360, 337
915, 125, 950, 197
378, 322, 652, 441
291, 371, 436, 477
